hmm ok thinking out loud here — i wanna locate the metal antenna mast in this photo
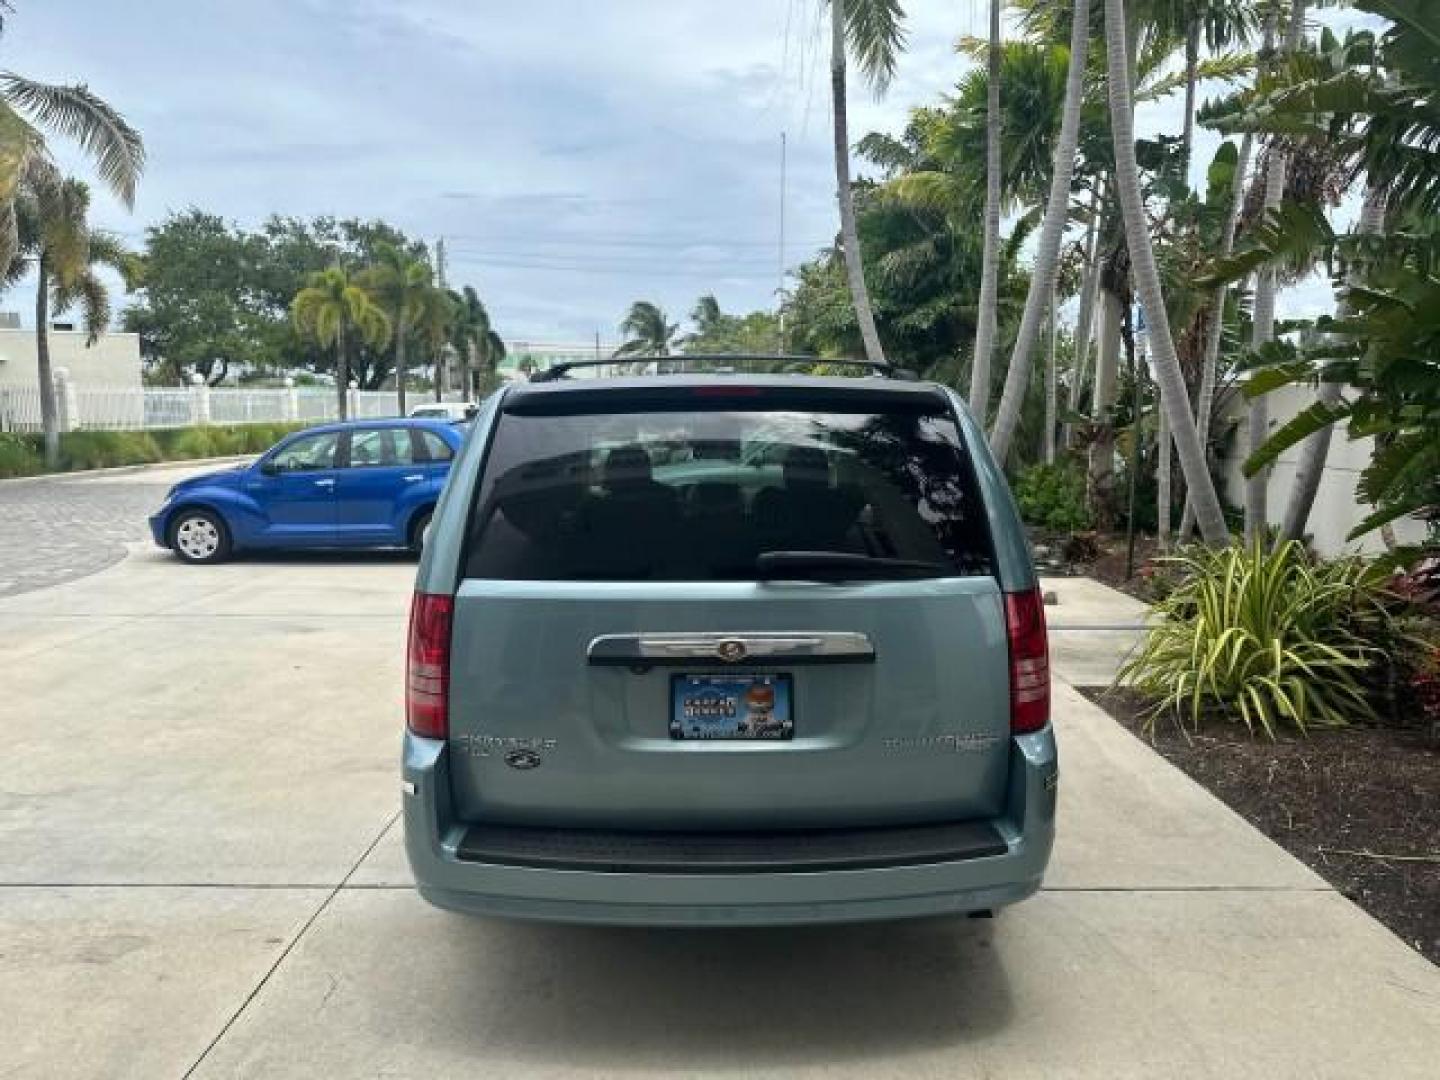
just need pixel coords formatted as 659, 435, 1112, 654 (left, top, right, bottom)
778, 131, 788, 353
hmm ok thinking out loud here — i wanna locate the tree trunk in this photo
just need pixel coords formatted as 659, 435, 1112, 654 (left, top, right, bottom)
1180, 18, 1200, 179
336, 321, 350, 420
434, 346, 445, 402
1279, 186, 1386, 543
969, 0, 1004, 419
1157, 389, 1172, 550
830, 0, 886, 366
1245, 4, 1304, 545
1179, 133, 1254, 541
1044, 288, 1058, 464
1088, 288, 1122, 528
35, 255, 59, 469
988, 0, 1091, 461
394, 317, 408, 416
1065, 180, 1105, 450
1104, 0, 1228, 545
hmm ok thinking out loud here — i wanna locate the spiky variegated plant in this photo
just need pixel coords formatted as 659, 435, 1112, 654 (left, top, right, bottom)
292, 268, 391, 419
1120, 541, 1390, 737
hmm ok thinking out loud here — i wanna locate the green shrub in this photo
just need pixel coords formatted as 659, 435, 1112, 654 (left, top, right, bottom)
1119, 541, 1392, 737
0, 433, 43, 477
1014, 461, 1092, 532
59, 431, 163, 470
0, 422, 310, 478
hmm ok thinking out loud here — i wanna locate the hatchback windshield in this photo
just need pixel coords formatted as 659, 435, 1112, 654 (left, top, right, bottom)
464, 406, 993, 581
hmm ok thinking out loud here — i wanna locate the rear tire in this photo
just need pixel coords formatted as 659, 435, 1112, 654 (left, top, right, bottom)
169, 509, 231, 565
408, 509, 434, 557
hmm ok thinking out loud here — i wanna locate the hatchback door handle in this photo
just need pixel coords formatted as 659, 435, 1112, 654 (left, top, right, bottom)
587, 631, 875, 666
313, 478, 335, 488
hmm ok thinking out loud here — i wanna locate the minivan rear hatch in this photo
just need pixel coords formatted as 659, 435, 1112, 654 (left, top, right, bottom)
446, 380, 1011, 831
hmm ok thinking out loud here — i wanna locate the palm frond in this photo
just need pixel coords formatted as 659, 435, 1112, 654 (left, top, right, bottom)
0, 73, 145, 205
839, 0, 907, 94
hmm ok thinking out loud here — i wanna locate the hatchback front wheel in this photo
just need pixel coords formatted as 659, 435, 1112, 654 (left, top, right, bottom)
170, 510, 231, 565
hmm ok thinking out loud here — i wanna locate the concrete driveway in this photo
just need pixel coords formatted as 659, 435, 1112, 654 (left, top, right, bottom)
1, 488, 1437, 1077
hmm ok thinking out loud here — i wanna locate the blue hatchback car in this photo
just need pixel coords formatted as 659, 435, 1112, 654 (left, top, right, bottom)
149, 418, 465, 563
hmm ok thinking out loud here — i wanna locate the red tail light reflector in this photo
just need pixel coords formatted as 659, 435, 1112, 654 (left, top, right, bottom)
1004, 585, 1050, 734
406, 592, 453, 739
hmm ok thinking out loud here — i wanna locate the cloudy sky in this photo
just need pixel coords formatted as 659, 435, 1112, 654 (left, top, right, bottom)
7, 1, 1382, 343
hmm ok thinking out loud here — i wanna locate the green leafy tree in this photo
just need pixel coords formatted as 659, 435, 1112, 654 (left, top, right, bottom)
684, 295, 781, 354
121, 210, 266, 385
291, 268, 391, 419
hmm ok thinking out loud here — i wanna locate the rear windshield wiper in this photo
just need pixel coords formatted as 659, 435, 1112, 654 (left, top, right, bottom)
756, 551, 950, 581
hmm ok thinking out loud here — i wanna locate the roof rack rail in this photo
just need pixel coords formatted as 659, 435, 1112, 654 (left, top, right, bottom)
529, 354, 919, 383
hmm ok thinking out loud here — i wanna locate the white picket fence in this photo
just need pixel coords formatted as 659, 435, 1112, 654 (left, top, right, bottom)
0, 382, 457, 433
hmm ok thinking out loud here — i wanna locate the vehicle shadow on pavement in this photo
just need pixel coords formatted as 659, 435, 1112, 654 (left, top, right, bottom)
227, 550, 418, 566
435, 914, 1014, 1068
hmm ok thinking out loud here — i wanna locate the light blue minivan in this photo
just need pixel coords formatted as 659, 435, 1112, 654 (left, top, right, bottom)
403, 361, 1056, 925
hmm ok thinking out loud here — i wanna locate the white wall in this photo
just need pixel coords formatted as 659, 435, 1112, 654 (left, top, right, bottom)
1221, 384, 1428, 556
0, 328, 143, 390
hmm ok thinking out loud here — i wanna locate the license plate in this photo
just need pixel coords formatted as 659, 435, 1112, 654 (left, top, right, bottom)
670, 674, 794, 740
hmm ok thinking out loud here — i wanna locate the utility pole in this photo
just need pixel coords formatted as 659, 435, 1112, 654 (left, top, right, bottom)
434, 237, 448, 400
778, 131, 788, 353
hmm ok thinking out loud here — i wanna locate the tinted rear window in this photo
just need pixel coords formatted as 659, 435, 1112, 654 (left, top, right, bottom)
463, 405, 993, 581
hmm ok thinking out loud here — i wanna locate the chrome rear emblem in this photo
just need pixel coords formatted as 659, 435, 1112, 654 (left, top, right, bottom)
504, 749, 543, 770
715, 638, 748, 663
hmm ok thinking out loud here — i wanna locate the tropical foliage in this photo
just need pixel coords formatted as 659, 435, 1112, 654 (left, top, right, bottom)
121, 212, 505, 393
1119, 541, 1393, 736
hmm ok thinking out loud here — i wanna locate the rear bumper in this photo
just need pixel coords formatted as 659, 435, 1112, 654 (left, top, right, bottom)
402, 728, 1057, 927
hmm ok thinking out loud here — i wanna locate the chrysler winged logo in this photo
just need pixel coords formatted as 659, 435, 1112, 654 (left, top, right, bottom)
715, 638, 748, 663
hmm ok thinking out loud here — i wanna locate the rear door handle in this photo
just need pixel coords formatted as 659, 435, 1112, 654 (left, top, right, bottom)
587, 632, 875, 666
313, 478, 335, 488
403, 474, 424, 482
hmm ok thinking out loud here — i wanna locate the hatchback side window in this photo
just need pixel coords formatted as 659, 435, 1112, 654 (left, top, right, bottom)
414, 429, 454, 463
348, 428, 415, 468
268, 432, 339, 472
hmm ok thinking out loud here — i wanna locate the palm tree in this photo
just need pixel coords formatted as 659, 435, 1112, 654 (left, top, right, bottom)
828, 0, 906, 366
970, 0, 1003, 420
691, 294, 723, 336
447, 286, 501, 397
9, 168, 130, 467
1245, 0, 1305, 544
0, 73, 144, 270
987, 0, 1092, 462
614, 301, 679, 358
359, 243, 436, 415
292, 267, 391, 419
411, 286, 457, 403
1103, 0, 1228, 544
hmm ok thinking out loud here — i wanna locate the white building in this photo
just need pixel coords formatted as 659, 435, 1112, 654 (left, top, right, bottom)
0, 325, 144, 390
503, 340, 622, 379
1220, 384, 1428, 557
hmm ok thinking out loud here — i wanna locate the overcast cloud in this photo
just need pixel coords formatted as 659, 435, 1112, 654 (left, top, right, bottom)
6, 2, 1383, 342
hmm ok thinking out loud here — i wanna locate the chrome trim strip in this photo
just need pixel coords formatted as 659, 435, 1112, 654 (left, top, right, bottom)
587, 631, 875, 666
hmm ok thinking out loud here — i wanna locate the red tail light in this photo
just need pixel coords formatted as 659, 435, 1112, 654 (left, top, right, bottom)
1004, 586, 1050, 734
407, 592, 453, 739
